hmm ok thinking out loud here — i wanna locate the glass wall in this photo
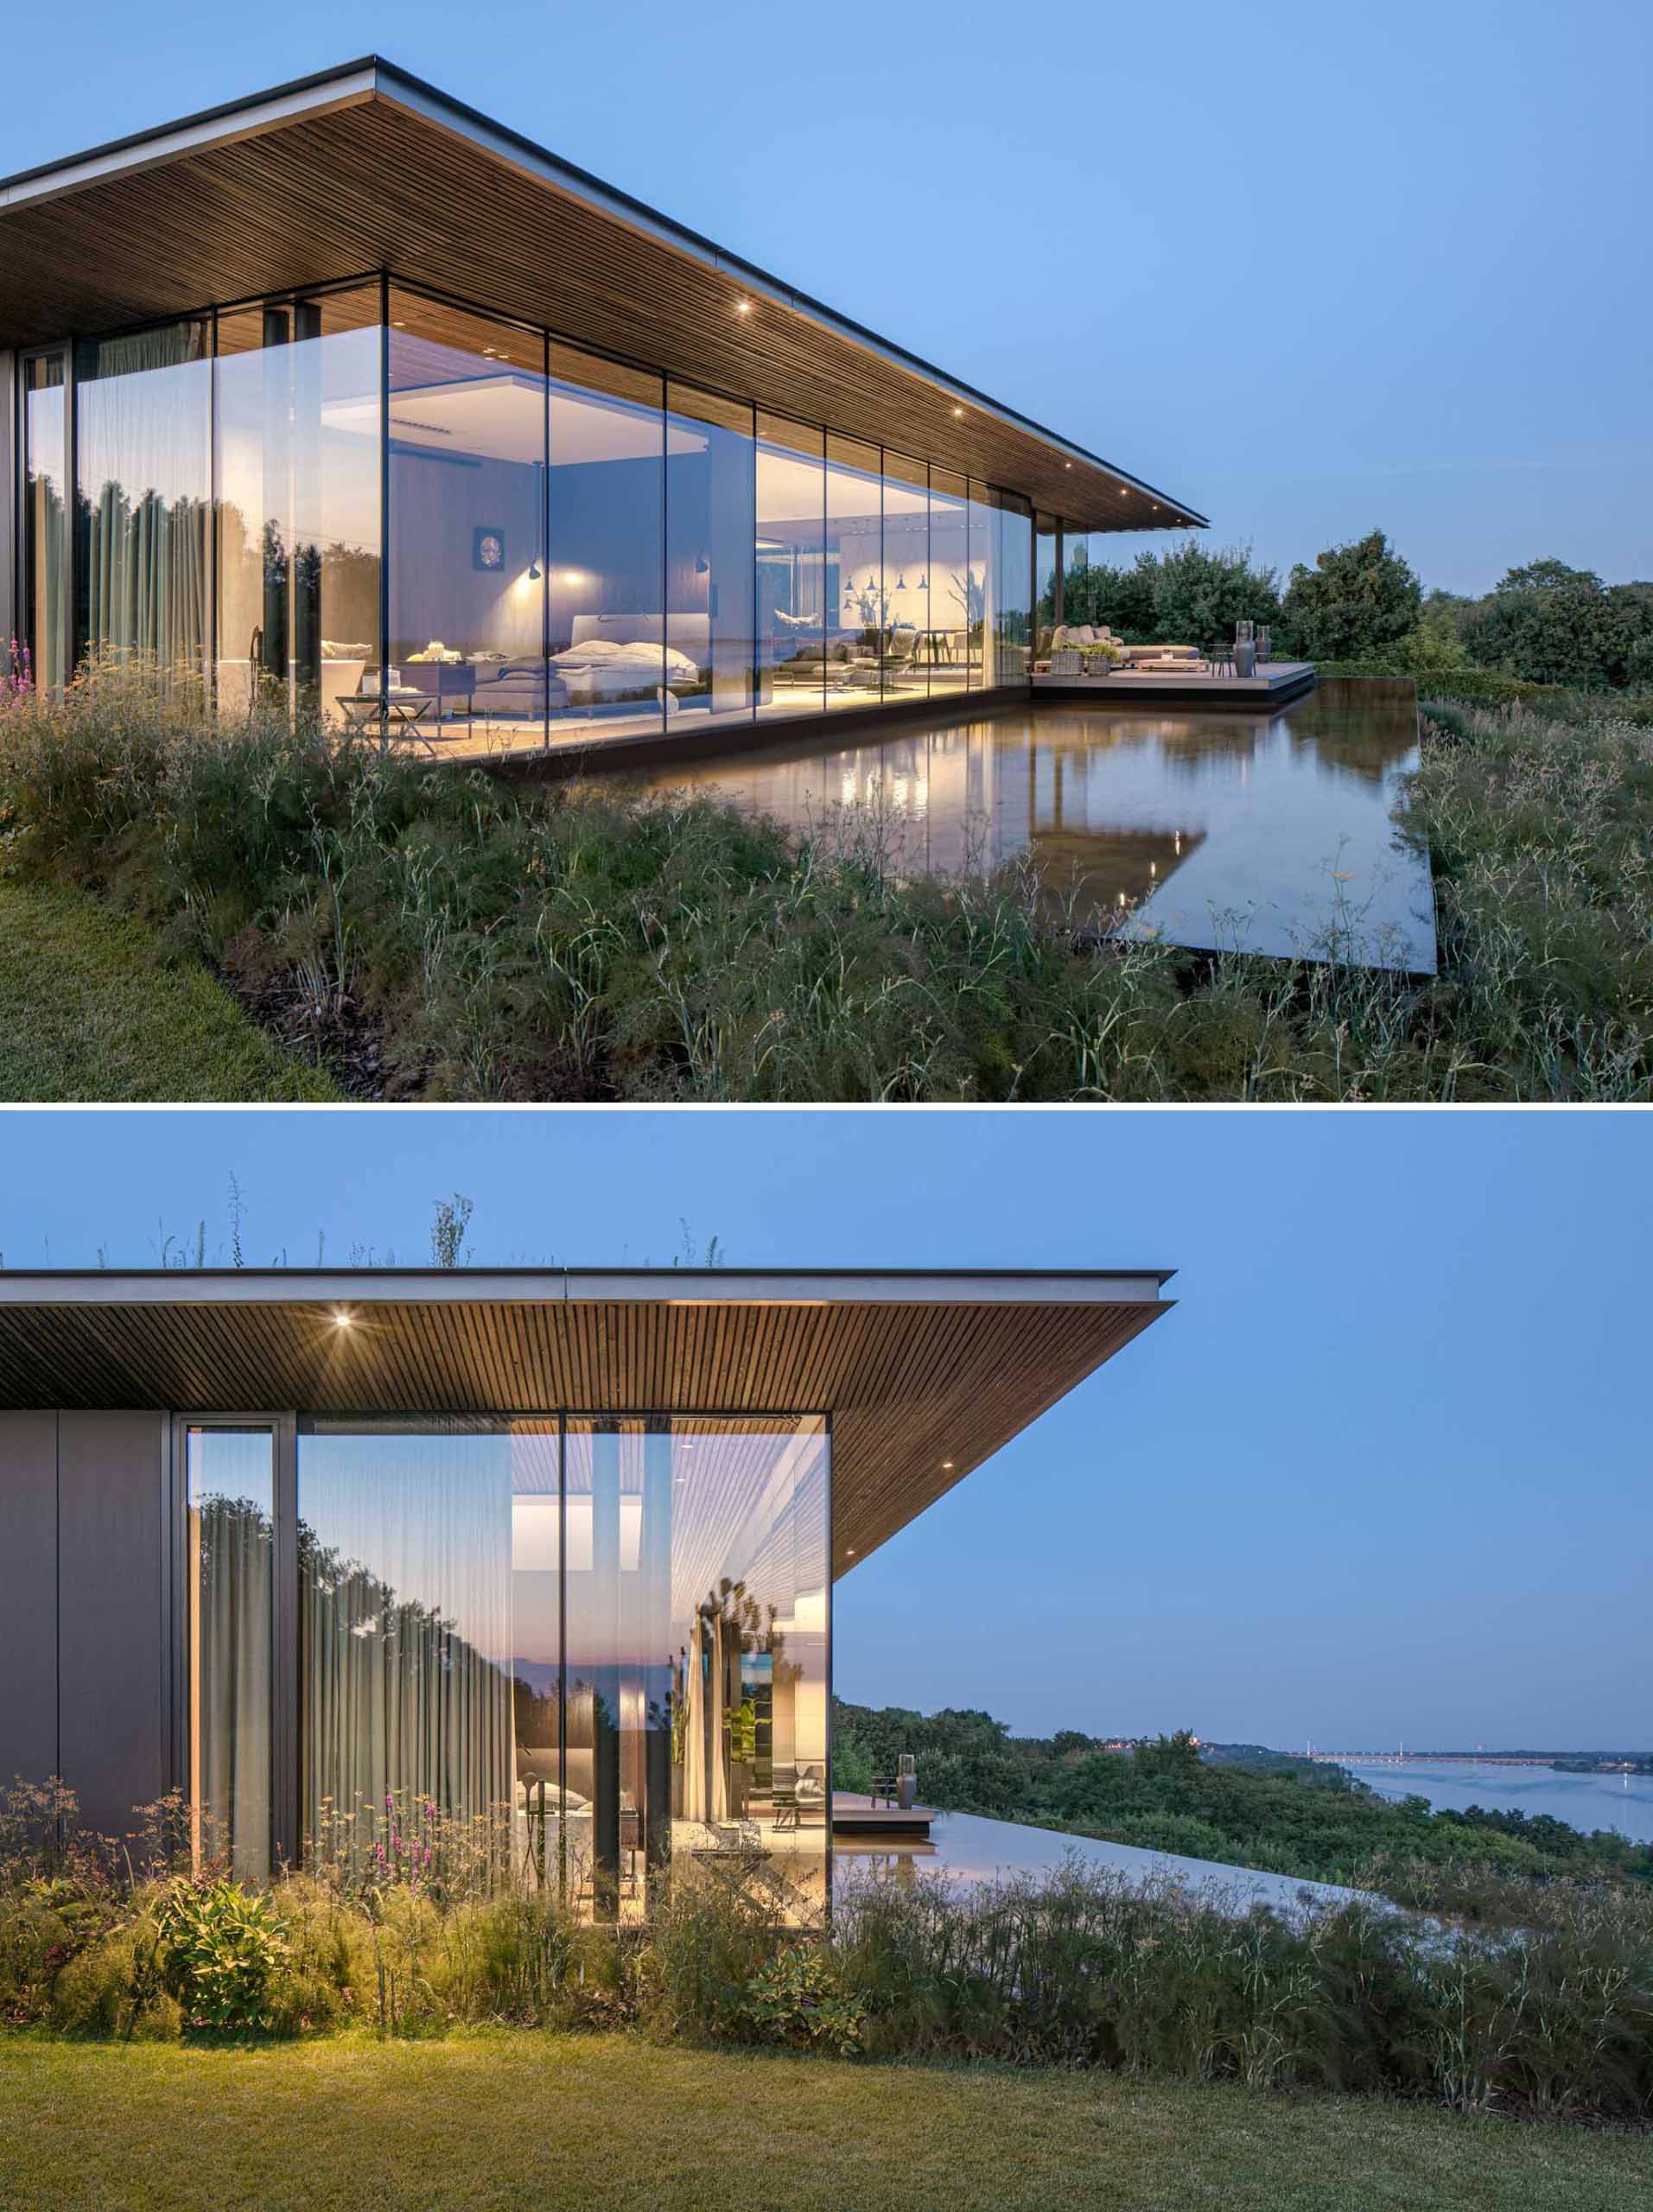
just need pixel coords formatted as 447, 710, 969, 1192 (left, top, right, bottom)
756, 413, 824, 715
1034, 512, 1059, 650
21, 273, 1048, 739
387, 292, 548, 752
966, 482, 994, 688
293, 1412, 828, 1921
823, 435, 883, 712
927, 467, 970, 702
74, 320, 212, 698
544, 341, 666, 747
995, 493, 1033, 682
882, 454, 931, 700
666, 385, 755, 727
21, 355, 68, 695
216, 286, 382, 724
187, 1425, 274, 1882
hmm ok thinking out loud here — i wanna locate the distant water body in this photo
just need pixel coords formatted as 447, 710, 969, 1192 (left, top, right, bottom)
1344, 1759, 1653, 1845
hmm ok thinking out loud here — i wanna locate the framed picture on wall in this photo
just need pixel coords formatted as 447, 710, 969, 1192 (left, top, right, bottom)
473, 527, 505, 573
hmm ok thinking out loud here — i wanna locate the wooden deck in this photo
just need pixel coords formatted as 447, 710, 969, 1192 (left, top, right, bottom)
1033, 661, 1316, 708
832, 1793, 936, 1837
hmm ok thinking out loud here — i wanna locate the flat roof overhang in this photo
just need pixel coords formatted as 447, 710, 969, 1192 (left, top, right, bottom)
0, 1266, 1173, 1575
0, 58, 1205, 535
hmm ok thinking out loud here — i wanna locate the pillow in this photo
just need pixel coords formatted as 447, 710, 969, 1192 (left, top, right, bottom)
555, 638, 625, 662
662, 645, 700, 677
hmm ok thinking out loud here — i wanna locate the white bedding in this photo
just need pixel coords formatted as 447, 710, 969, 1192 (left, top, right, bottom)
551, 639, 701, 692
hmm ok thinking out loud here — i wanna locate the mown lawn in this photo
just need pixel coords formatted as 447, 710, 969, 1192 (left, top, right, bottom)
0, 2032, 1646, 2212
0, 880, 337, 1102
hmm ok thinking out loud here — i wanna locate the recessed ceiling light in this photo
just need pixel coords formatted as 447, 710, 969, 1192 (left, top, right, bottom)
846, 1547, 856, 1556
735, 298, 753, 315
941, 1459, 954, 1470
951, 405, 964, 418
334, 1311, 353, 1329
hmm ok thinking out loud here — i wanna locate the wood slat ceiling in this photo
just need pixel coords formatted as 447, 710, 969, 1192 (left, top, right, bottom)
0, 1291, 1169, 1574
0, 74, 1202, 532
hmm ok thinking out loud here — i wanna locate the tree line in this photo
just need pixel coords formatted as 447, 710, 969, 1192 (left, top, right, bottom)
1054, 531, 1653, 690
832, 1700, 1653, 1892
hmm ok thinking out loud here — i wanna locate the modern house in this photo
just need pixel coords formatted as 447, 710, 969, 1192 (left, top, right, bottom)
0, 1266, 1171, 1919
0, 59, 1205, 761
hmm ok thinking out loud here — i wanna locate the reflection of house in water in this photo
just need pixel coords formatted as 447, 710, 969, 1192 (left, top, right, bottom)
641, 678, 1436, 971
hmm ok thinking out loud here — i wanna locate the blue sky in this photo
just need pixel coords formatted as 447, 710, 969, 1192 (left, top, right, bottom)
5, 0, 1649, 595
1, 1107, 1644, 1751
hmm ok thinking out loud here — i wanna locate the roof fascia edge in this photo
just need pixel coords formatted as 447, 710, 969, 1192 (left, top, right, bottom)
0, 65, 378, 213
0, 1269, 1172, 1309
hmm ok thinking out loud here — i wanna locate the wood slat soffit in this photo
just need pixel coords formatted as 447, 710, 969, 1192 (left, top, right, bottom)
0, 63, 1203, 532
0, 1276, 1173, 1575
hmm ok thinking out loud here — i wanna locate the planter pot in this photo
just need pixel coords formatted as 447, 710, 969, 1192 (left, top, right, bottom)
1233, 641, 1257, 677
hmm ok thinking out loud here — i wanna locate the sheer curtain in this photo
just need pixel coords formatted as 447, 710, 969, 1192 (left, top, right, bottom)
77, 323, 211, 691
299, 1426, 514, 1866
188, 1430, 274, 1882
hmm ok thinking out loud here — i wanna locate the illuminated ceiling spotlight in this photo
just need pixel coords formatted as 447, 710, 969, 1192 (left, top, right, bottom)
735, 297, 754, 315
951, 404, 964, 418
333, 1309, 353, 1329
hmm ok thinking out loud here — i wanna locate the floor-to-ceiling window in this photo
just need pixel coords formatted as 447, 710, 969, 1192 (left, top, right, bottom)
387, 291, 549, 754
290, 1412, 828, 1922
881, 454, 931, 699
823, 435, 883, 712
1063, 525, 1092, 626
1034, 512, 1059, 651
665, 385, 755, 728
544, 342, 666, 747
21, 354, 68, 695
995, 493, 1033, 682
215, 285, 382, 725
562, 1414, 829, 1921
927, 467, 970, 702
756, 414, 825, 717
186, 1424, 274, 1882
74, 319, 212, 699
966, 481, 994, 688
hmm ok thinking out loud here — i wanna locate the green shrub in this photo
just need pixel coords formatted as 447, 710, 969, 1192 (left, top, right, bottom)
734, 1943, 865, 2056
156, 1878, 289, 2035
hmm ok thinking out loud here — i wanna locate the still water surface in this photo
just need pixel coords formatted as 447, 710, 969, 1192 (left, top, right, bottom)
640, 678, 1435, 971
1344, 1761, 1653, 1844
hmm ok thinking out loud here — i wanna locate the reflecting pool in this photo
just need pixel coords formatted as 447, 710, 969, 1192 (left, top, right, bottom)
634, 677, 1435, 973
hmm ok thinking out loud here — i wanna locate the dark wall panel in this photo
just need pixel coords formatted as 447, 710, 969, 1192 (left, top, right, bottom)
0, 1410, 58, 1786
57, 1411, 168, 1834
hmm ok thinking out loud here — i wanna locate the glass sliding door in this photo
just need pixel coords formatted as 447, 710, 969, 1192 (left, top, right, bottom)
21, 354, 68, 695
1034, 512, 1059, 652
755, 413, 824, 717
995, 493, 1033, 684
74, 320, 212, 700
927, 467, 970, 702
545, 342, 666, 747
824, 435, 882, 711
966, 481, 993, 688
881, 453, 931, 699
215, 286, 382, 726
665, 384, 755, 729
387, 290, 549, 755
186, 1424, 275, 1881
